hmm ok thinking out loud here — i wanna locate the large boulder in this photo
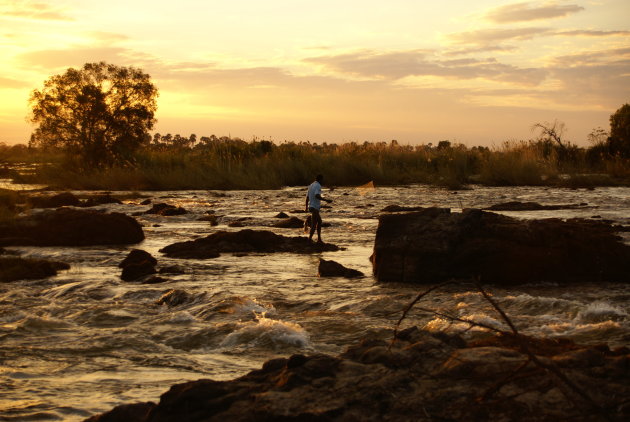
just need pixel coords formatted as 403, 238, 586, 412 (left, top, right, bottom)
0, 208, 144, 246
85, 329, 629, 422
160, 229, 340, 259
372, 207, 630, 284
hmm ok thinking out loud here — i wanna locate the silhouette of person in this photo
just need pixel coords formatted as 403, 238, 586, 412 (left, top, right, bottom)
305, 174, 332, 243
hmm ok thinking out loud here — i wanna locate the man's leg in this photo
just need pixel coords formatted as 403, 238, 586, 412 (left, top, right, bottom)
314, 210, 323, 242
309, 209, 317, 240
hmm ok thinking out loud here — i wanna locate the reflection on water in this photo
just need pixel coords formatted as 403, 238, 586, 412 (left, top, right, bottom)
0, 184, 629, 420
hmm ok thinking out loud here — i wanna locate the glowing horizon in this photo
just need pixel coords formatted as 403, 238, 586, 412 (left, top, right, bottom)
1, 0, 629, 147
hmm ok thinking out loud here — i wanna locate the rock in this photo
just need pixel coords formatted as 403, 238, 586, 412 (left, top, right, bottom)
160, 229, 341, 259
82, 193, 123, 207
86, 330, 630, 422
119, 249, 157, 269
27, 192, 80, 208
140, 199, 152, 205
272, 216, 304, 228
197, 215, 219, 226
141, 276, 167, 284
0, 208, 144, 246
318, 259, 363, 278
0, 257, 70, 282
372, 207, 630, 284
484, 201, 589, 211
158, 265, 186, 275
156, 289, 195, 307
273, 212, 289, 218
381, 204, 425, 212
144, 203, 187, 216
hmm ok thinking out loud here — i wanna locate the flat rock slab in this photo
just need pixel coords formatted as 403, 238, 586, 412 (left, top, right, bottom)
484, 201, 589, 211
0, 257, 70, 282
86, 329, 629, 422
372, 207, 630, 284
160, 229, 340, 259
0, 208, 144, 246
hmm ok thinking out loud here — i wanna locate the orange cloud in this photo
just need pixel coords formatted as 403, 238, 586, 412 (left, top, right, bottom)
485, 2, 584, 23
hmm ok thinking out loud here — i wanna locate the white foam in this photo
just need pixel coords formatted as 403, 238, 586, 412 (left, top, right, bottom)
220, 314, 310, 350
574, 301, 627, 323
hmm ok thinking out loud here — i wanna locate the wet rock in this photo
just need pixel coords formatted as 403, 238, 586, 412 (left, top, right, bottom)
82, 193, 123, 207
272, 216, 304, 228
158, 265, 186, 275
0, 208, 144, 246
119, 250, 157, 282
140, 199, 152, 205
0, 256, 70, 282
156, 289, 195, 307
372, 207, 630, 284
381, 204, 425, 212
198, 215, 219, 226
86, 330, 630, 422
27, 192, 80, 208
141, 276, 167, 284
160, 229, 341, 259
273, 212, 289, 218
484, 201, 589, 211
144, 203, 187, 216
318, 259, 363, 278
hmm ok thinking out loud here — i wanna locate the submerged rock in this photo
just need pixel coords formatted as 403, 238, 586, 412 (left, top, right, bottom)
318, 259, 363, 278
85, 329, 629, 422
372, 207, 630, 284
0, 256, 70, 282
27, 192, 81, 208
0, 208, 144, 246
144, 203, 187, 216
160, 229, 340, 259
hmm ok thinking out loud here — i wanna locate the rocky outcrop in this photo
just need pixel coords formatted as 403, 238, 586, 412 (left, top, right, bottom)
144, 203, 187, 216
0, 257, 70, 282
318, 259, 363, 278
0, 208, 144, 246
119, 250, 158, 282
85, 328, 629, 422
27, 192, 81, 208
372, 207, 630, 284
272, 216, 304, 228
484, 201, 589, 211
381, 204, 425, 212
160, 229, 340, 259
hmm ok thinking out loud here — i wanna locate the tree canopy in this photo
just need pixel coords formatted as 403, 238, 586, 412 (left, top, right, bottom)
609, 103, 630, 157
29, 62, 158, 169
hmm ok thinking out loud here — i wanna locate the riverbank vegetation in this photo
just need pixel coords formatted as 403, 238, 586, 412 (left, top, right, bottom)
2, 129, 629, 190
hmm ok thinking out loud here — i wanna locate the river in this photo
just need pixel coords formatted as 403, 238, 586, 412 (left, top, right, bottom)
1, 184, 629, 421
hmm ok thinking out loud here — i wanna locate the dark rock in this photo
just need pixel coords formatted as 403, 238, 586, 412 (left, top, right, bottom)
0, 257, 70, 282
160, 229, 341, 259
318, 259, 363, 278
273, 212, 289, 218
273, 216, 304, 228
381, 204, 426, 212
86, 330, 630, 422
82, 193, 123, 207
119, 249, 157, 269
484, 201, 589, 211
227, 221, 244, 227
27, 192, 80, 208
121, 261, 157, 282
140, 199, 152, 205
144, 203, 187, 216
372, 207, 630, 284
156, 289, 195, 307
198, 215, 219, 226
141, 276, 167, 284
0, 208, 144, 246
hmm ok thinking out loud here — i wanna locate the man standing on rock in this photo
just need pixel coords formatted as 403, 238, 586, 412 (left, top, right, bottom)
306, 174, 332, 243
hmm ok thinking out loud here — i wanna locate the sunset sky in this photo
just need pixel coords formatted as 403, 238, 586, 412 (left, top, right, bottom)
1, 0, 629, 146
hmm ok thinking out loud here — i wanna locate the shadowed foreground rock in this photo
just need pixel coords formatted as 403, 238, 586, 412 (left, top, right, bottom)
372, 207, 630, 284
318, 259, 363, 278
0, 208, 144, 246
160, 229, 340, 259
0, 256, 70, 282
85, 328, 629, 422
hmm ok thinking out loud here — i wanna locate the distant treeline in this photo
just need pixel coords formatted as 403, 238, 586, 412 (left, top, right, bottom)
1, 131, 629, 190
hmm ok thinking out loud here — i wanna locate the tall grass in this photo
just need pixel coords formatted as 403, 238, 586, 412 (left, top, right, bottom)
3, 137, 629, 190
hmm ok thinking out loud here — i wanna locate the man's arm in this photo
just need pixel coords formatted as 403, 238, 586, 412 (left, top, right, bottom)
305, 194, 310, 211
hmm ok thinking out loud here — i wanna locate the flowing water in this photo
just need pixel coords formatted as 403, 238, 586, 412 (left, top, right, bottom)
1, 184, 629, 421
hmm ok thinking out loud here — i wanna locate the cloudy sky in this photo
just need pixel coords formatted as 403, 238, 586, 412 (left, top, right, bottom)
1, 0, 628, 146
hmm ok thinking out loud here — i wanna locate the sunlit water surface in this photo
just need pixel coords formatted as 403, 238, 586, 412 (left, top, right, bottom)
1, 185, 629, 420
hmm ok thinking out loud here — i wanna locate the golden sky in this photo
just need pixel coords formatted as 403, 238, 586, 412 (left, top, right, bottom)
1, 0, 629, 146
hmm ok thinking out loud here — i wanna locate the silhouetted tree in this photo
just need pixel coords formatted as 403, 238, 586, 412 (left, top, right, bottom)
608, 103, 630, 157
28, 62, 158, 169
